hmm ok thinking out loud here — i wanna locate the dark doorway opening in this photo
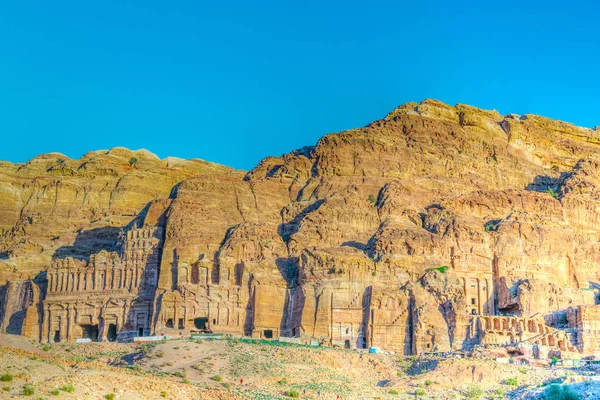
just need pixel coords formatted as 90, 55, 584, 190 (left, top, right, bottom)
81, 324, 99, 341
53, 330, 61, 343
107, 324, 117, 341
213, 318, 217, 325
138, 327, 144, 337
362, 337, 367, 348
263, 329, 273, 339
194, 317, 208, 330
178, 318, 184, 330
344, 340, 351, 349
166, 319, 174, 329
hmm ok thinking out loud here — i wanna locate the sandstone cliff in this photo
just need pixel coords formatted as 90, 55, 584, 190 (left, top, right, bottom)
0, 148, 233, 280
2, 100, 600, 356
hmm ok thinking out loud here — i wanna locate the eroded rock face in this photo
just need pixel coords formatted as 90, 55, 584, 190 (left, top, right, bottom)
0, 148, 233, 279
2, 100, 600, 356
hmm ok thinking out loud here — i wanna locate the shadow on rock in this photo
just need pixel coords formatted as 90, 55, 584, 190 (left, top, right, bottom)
53, 226, 121, 260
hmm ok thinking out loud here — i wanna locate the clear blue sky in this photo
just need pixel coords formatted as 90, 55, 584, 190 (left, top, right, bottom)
1, 1, 599, 170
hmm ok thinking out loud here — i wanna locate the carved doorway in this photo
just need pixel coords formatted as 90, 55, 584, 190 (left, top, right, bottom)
194, 317, 208, 330
81, 324, 99, 341
107, 324, 117, 341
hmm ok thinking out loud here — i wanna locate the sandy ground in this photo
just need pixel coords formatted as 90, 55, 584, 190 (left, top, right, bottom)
0, 334, 598, 399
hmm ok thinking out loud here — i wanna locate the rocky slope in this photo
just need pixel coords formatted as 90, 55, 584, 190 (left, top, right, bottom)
2, 99, 600, 357
0, 333, 594, 400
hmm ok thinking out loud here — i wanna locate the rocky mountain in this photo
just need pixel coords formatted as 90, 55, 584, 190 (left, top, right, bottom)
2, 99, 600, 357
0, 148, 233, 279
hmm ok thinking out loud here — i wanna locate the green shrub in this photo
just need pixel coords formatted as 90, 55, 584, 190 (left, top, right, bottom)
484, 221, 497, 232
519, 367, 528, 374
61, 383, 75, 393
388, 389, 399, 395
430, 265, 450, 273
368, 194, 377, 204
277, 377, 288, 385
546, 187, 559, 199
284, 389, 300, 398
211, 375, 223, 382
129, 157, 138, 167
466, 384, 484, 399
23, 385, 35, 396
415, 388, 426, 396
105, 394, 116, 400
0, 374, 13, 382
2, 386, 10, 392
41, 344, 52, 352
160, 391, 167, 398
424, 379, 432, 386
495, 388, 505, 398
154, 351, 164, 358
541, 384, 581, 400
56, 158, 64, 164
50, 388, 60, 395
505, 377, 519, 386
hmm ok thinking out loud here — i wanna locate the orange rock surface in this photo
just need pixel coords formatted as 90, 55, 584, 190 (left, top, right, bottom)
2, 100, 600, 357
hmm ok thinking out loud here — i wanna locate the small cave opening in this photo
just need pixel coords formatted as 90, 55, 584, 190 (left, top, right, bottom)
499, 304, 521, 316
194, 317, 208, 330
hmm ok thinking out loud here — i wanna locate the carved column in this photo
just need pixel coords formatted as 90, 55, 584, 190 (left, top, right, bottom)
86, 271, 92, 291
42, 306, 50, 343
93, 268, 99, 290
64, 272, 70, 293
123, 300, 130, 331
66, 304, 73, 341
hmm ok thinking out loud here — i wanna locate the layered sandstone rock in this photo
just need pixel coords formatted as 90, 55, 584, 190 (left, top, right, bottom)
0, 148, 233, 279
2, 100, 600, 357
